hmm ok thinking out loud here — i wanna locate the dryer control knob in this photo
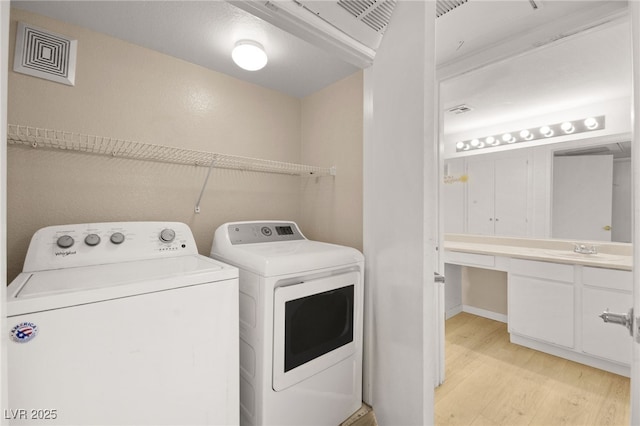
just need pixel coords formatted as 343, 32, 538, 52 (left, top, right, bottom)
110, 232, 125, 245
84, 234, 101, 246
159, 228, 176, 243
56, 235, 74, 249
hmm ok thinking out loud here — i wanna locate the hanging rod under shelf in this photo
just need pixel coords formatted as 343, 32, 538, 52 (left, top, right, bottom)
6, 124, 337, 177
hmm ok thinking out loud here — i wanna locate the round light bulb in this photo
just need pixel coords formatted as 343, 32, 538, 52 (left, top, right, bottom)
470, 139, 480, 147
520, 129, 533, 140
232, 40, 268, 71
584, 117, 598, 130
456, 141, 465, 150
540, 125, 554, 137
485, 136, 495, 145
502, 133, 515, 143
561, 122, 575, 134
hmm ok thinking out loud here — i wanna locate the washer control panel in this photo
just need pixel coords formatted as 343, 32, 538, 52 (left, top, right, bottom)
24, 222, 198, 272
227, 221, 305, 245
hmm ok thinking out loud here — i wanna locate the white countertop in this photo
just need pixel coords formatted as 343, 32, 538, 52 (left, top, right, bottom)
444, 234, 632, 271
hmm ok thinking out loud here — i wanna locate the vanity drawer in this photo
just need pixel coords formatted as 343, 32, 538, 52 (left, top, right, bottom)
445, 250, 495, 267
582, 266, 632, 292
510, 258, 573, 283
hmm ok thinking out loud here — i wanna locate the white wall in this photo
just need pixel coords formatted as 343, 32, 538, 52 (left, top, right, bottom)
363, 1, 436, 423
6, 9, 298, 283
300, 71, 363, 251
6, 9, 365, 286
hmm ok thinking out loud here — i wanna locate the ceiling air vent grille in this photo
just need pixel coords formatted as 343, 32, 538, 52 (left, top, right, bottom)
13, 22, 77, 86
436, 0, 469, 18
338, 0, 397, 33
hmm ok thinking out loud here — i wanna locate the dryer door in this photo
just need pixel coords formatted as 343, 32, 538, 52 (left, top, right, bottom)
273, 272, 358, 391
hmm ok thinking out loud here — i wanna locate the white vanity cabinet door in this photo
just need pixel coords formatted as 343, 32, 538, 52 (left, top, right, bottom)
581, 267, 632, 365
465, 152, 530, 237
494, 155, 529, 237
508, 260, 574, 348
466, 158, 494, 236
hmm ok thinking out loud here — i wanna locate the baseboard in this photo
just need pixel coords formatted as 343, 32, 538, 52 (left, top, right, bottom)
445, 304, 463, 319
510, 334, 630, 378
462, 305, 507, 323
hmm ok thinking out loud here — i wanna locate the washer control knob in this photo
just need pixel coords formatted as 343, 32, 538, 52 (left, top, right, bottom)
56, 235, 74, 249
84, 234, 101, 246
159, 228, 176, 243
110, 232, 125, 245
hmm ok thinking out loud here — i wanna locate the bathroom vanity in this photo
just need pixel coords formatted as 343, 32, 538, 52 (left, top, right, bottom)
443, 233, 632, 377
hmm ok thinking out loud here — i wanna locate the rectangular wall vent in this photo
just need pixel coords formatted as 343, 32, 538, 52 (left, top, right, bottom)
13, 22, 77, 86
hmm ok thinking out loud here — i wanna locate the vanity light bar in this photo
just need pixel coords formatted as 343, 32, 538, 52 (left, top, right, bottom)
455, 115, 605, 152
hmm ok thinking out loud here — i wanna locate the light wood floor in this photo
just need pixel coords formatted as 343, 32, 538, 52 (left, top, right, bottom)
435, 313, 631, 426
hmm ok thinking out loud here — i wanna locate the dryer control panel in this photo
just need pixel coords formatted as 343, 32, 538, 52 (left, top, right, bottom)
23, 222, 198, 272
227, 221, 305, 245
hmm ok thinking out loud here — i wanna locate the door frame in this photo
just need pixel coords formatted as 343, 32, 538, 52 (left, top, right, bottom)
629, 2, 639, 423
436, 3, 639, 424
1, 0, 9, 417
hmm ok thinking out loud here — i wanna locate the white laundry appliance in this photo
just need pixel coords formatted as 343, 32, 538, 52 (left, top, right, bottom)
6, 221, 239, 425
210, 221, 364, 426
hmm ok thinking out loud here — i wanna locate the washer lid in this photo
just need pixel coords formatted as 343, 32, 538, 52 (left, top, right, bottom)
212, 239, 363, 277
7, 255, 238, 316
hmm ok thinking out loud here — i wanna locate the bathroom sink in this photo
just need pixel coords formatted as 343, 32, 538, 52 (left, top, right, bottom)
542, 250, 623, 262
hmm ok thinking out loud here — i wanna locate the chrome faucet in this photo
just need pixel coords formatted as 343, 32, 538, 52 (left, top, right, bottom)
574, 243, 598, 254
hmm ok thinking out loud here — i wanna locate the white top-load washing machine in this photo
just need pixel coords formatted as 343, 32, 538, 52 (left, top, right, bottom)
210, 221, 364, 426
6, 222, 239, 425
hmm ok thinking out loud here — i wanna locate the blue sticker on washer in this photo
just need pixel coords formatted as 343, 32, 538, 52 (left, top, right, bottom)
10, 322, 38, 343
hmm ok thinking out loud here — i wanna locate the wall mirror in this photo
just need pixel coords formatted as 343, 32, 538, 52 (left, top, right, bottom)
440, 15, 632, 243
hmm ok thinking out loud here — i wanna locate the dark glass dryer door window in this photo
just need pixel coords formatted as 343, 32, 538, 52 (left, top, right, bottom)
284, 285, 354, 372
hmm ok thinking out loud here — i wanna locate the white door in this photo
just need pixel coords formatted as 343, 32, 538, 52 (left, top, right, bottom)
552, 155, 613, 241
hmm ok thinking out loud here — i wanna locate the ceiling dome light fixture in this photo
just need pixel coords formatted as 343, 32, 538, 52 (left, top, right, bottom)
232, 40, 268, 71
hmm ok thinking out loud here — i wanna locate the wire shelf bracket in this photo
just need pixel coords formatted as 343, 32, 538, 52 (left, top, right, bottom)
7, 125, 337, 213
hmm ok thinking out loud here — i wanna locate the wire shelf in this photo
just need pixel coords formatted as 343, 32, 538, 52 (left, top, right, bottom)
7, 124, 336, 176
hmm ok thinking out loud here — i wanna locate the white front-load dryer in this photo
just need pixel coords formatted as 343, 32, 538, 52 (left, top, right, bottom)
211, 221, 364, 426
